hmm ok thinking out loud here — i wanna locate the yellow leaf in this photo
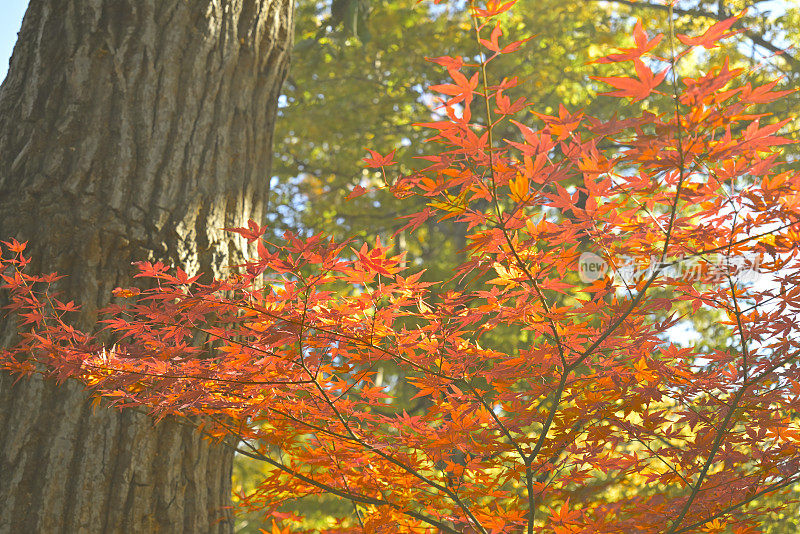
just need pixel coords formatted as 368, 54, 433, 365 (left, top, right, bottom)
634, 357, 656, 384
509, 173, 530, 202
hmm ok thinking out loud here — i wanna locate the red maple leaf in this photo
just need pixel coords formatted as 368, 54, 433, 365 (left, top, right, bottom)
593, 59, 668, 101
346, 184, 369, 200
362, 148, 397, 168
595, 20, 663, 63
224, 219, 266, 242
678, 15, 741, 49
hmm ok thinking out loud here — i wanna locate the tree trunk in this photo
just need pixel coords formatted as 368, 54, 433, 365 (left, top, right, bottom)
0, 0, 293, 532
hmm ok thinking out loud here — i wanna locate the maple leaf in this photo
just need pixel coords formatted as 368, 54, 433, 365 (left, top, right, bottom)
500, 36, 535, 55
396, 207, 434, 234
473, 0, 516, 18
2, 239, 26, 253
509, 173, 529, 201
54, 300, 79, 313
740, 79, 795, 105
479, 21, 504, 53
426, 55, 464, 72
224, 219, 267, 242
677, 15, 741, 49
132, 261, 170, 278
430, 70, 479, 106
633, 357, 657, 384
595, 19, 663, 63
346, 184, 368, 200
112, 287, 141, 298
494, 90, 527, 116
593, 59, 668, 101
363, 148, 397, 168
550, 498, 581, 524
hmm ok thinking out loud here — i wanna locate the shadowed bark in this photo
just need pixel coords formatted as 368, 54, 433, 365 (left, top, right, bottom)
0, 0, 294, 531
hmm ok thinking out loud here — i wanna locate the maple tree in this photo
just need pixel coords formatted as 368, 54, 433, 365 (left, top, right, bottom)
3, 0, 800, 531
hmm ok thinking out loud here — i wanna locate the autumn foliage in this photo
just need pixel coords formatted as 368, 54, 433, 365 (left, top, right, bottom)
3, 1, 800, 532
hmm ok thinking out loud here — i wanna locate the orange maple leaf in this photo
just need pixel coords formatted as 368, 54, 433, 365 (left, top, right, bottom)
593, 59, 667, 101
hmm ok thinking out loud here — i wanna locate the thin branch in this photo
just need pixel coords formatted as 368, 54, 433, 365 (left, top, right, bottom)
673, 475, 800, 534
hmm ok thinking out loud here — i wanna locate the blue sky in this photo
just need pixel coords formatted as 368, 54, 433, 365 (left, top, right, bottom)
0, 0, 29, 83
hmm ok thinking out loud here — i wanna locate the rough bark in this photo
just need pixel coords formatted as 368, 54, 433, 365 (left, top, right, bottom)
0, 0, 293, 532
